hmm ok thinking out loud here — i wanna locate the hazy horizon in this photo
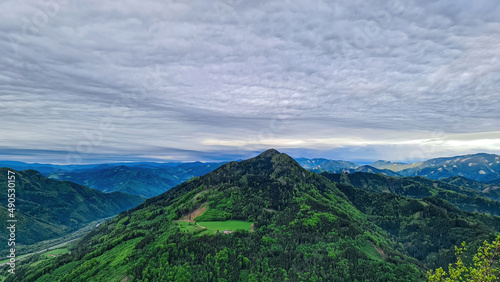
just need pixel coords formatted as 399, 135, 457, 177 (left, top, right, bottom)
0, 150, 498, 166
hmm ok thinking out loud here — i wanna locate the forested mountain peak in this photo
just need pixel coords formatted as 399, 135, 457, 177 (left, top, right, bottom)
146, 148, 345, 213
12, 150, 428, 281
255, 148, 281, 159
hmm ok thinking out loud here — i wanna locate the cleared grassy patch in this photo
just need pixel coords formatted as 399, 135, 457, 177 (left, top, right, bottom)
196, 220, 253, 233
360, 241, 384, 262
42, 248, 69, 258
177, 220, 204, 233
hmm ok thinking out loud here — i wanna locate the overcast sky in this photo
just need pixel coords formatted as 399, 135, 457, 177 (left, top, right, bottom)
1, 0, 500, 164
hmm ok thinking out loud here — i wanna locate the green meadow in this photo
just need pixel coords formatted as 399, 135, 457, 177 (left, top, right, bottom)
197, 220, 253, 233
176, 220, 253, 236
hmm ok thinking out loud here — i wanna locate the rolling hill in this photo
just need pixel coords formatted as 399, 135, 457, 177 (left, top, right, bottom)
439, 176, 500, 201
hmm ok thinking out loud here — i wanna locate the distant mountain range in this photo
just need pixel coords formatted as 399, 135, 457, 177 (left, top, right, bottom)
45, 162, 225, 198
294, 158, 359, 171
0, 161, 185, 174
298, 153, 500, 182
2, 153, 500, 200
369, 160, 421, 172
391, 153, 500, 182
294, 158, 400, 176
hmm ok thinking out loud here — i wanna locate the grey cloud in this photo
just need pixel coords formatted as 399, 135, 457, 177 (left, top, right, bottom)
1, 0, 500, 163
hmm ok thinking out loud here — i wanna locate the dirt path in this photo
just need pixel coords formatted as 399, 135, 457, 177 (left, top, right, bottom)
178, 204, 207, 222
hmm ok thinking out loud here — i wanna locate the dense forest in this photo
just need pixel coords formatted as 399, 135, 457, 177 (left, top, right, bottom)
0, 168, 144, 252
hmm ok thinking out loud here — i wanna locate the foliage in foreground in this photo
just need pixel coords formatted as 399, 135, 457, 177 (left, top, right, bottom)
428, 235, 500, 281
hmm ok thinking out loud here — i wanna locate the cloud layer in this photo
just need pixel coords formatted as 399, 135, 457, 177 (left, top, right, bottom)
1, 0, 500, 163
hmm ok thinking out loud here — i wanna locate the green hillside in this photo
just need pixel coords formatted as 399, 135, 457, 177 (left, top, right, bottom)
333, 182, 500, 270
0, 168, 144, 251
322, 172, 500, 216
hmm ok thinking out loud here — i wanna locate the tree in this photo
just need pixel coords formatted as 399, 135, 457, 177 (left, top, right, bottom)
428, 235, 500, 281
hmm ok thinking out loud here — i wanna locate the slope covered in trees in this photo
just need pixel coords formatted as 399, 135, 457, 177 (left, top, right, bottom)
0, 168, 144, 249
322, 172, 500, 216
332, 181, 500, 270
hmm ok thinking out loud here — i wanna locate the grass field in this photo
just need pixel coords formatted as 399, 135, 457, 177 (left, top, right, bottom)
360, 241, 384, 262
197, 220, 253, 233
177, 220, 204, 233
176, 220, 254, 236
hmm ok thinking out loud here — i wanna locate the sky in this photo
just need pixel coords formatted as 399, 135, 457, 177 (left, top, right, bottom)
1, 0, 500, 164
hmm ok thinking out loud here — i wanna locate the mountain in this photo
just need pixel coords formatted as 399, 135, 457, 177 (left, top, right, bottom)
9, 150, 428, 281
353, 165, 400, 177
295, 157, 359, 172
321, 172, 500, 215
295, 159, 399, 176
46, 162, 225, 197
10, 150, 500, 281
396, 153, 500, 182
0, 161, 185, 173
0, 161, 102, 174
370, 160, 421, 172
0, 168, 144, 249
46, 165, 180, 198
